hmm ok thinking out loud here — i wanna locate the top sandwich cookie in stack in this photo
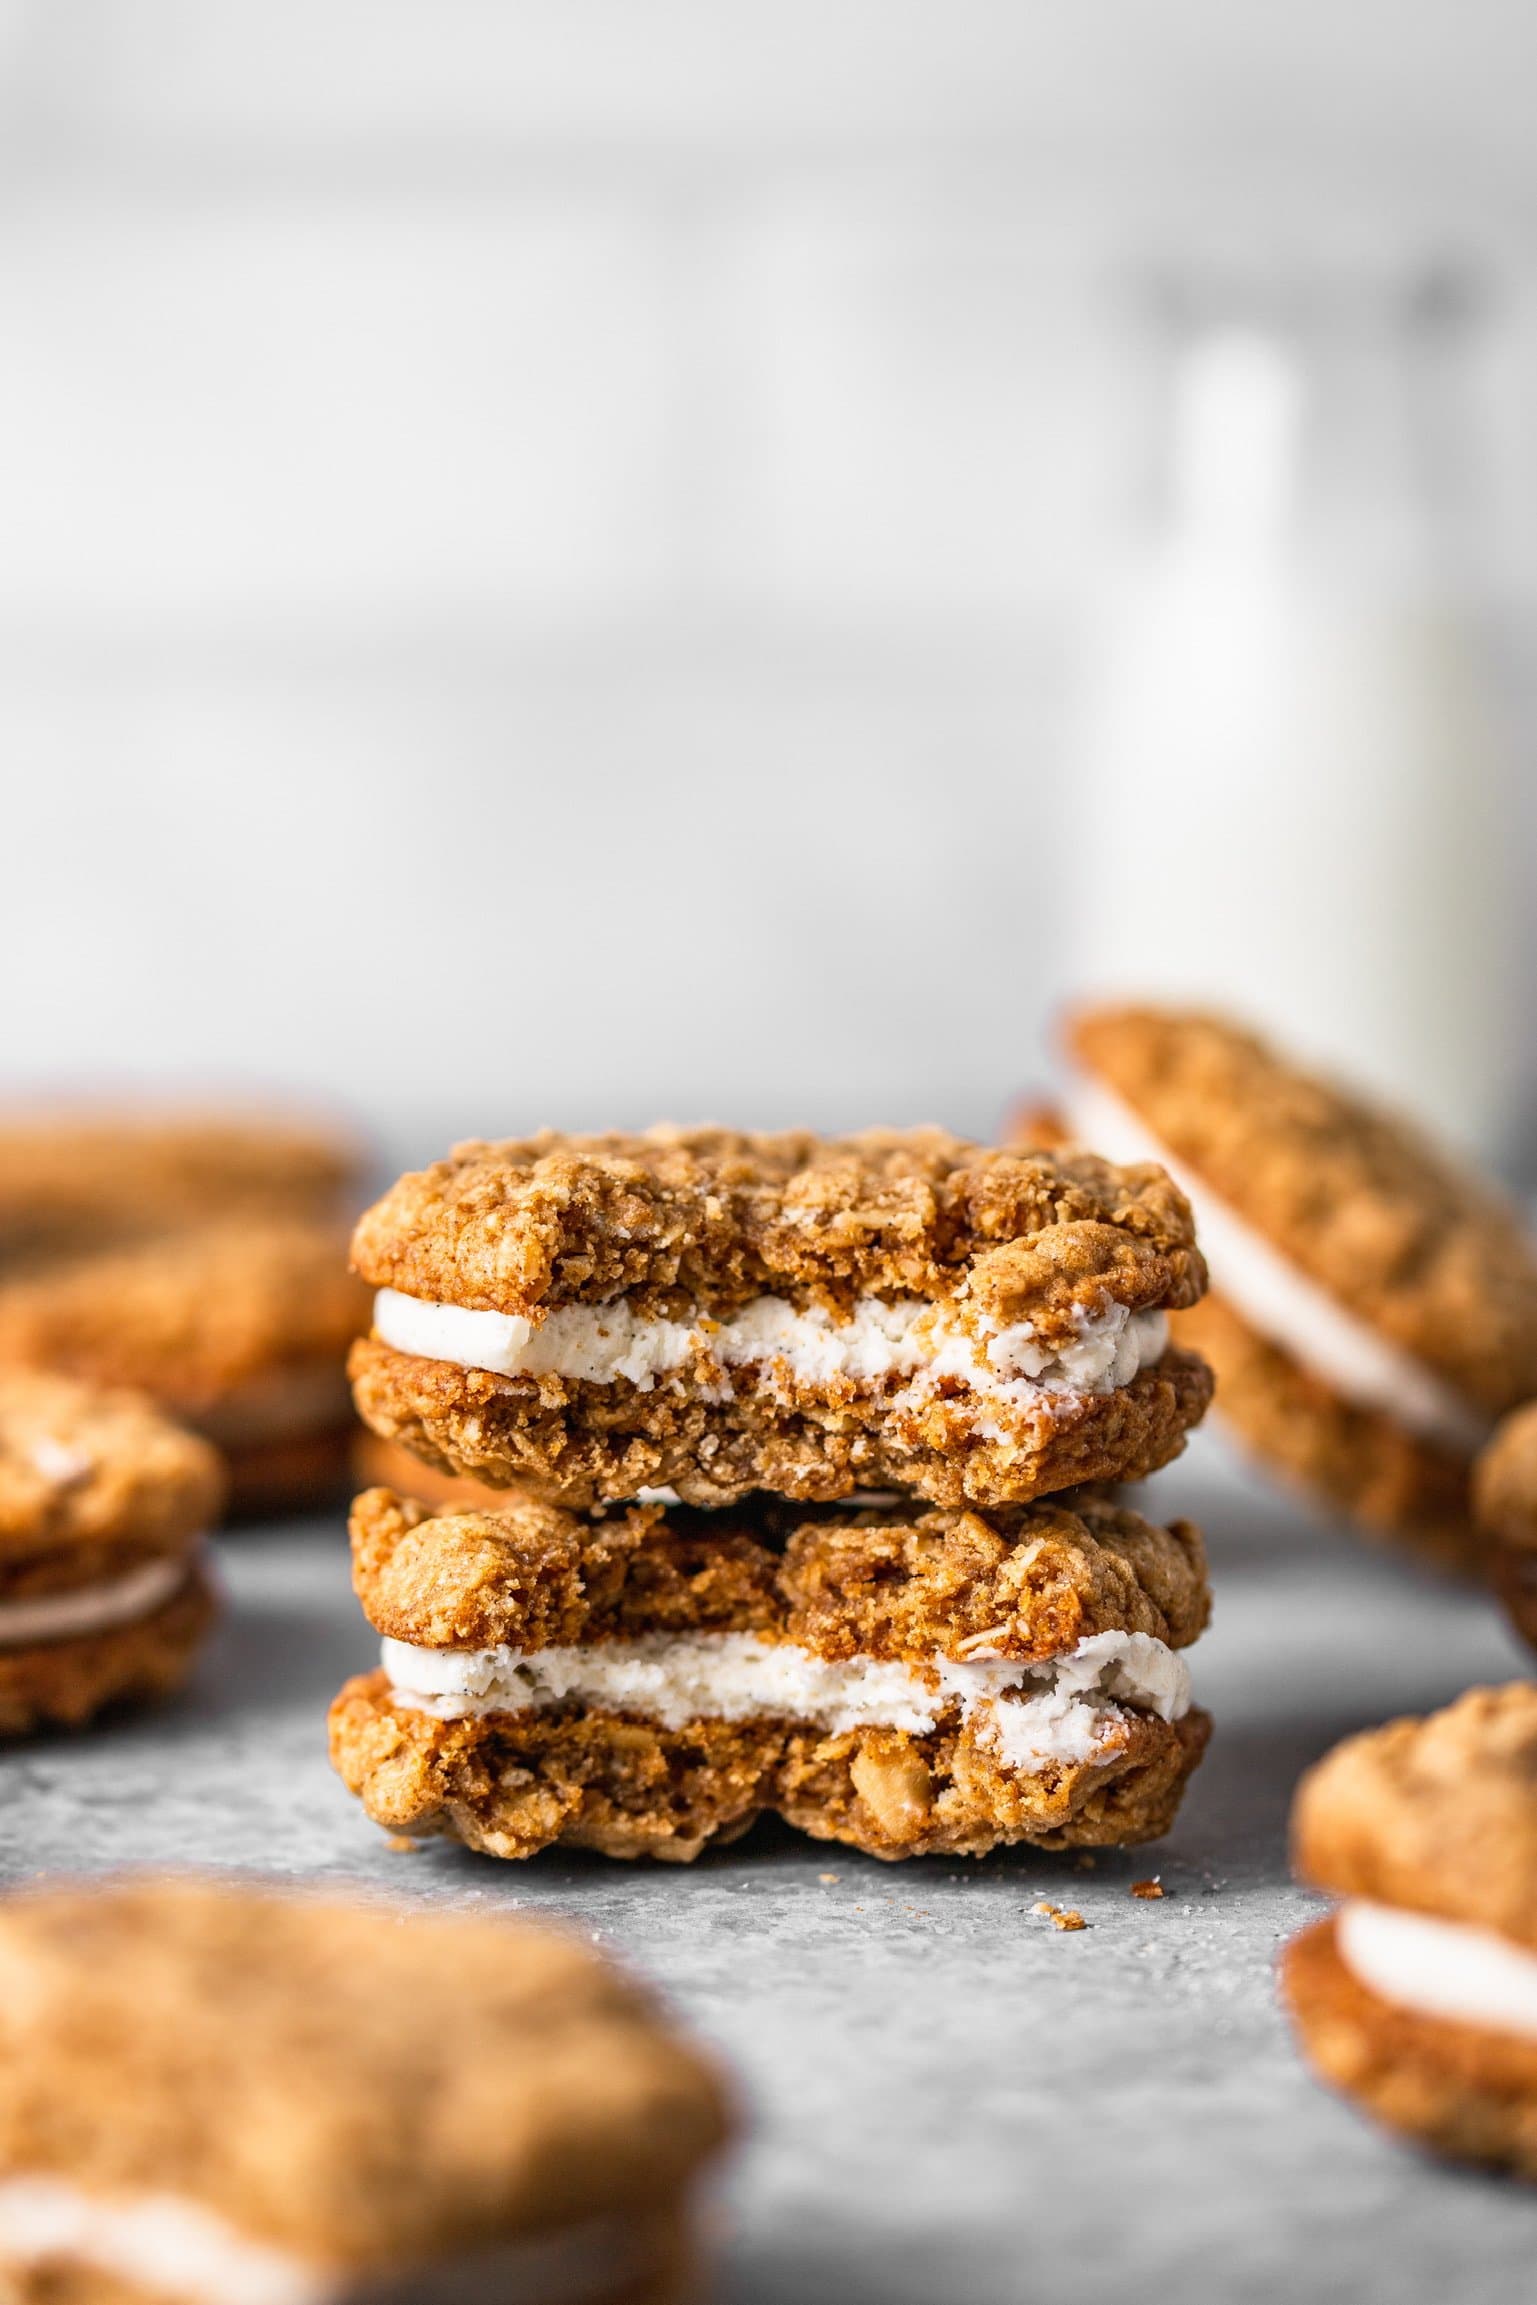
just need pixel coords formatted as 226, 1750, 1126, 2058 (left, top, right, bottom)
335, 1128, 1216, 1862
1043, 1007, 1537, 1574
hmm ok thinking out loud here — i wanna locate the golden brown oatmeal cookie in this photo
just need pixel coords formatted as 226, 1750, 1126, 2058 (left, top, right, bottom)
1283, 1918, 1537, 2181
352, 1128, 1213, 1510
1176, 1294, 1477, 1574
1284, 1685, 1537, 2177
0, 1110, 362, 1259
0, 1876, 731, 2304
1065, 1006, 1537, 1417
0, 1222, 366, 1517
1050, 1004, 1537, 1569
330, 1674, 1210, 1863
330, 1484, 1210, 1861
349, 1334, 1213, 1514
354, 1127, 1206, 1321
0, 1372, 220, 1736
1293, 1684, 1537, 1948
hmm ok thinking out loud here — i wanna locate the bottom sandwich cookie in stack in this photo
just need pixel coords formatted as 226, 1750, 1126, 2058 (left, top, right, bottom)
329, 1483, 1211, 1862
0, 1876, 734, 2305
0, 1371, 222, 1735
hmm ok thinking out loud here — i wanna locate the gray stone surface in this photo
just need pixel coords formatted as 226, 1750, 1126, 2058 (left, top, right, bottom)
3, 1436, 1535, 2302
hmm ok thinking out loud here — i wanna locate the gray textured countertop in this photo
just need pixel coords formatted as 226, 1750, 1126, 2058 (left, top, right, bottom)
2, 1438, 1533, 2304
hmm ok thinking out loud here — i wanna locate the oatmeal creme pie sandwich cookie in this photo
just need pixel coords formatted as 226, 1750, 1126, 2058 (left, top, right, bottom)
0, 1371, 221, 1734
329, 1483, 1211, 1862
1052, 1006, 1537, 1569
1285, 1684, 1537, 2178
349, 1128, 1212, 1511
0, 1875, 732, 2305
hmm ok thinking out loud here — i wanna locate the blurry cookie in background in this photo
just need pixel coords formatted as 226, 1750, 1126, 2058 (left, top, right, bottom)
1284, 1686, 1537, 2179
0, 1108, 361, 1261
1473, 1405, 1537, 1655
1026, 1005, 1537, 1574
0, 1875, 734, 2304
0, 1105, 370, 1516
0, 1371, 221, 1735
351, 1427, 511, 1516
0, 1221, 367, 1518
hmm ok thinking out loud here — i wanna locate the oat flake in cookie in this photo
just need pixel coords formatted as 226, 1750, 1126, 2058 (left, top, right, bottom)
0, 1875, 733, 2305
1054, 1004, 1537, 1572
349, 1127, 1212, 1512
329, 1483, 1212, 1862
0, 1371, 222, 1735
1284, 1685, 1537, 2178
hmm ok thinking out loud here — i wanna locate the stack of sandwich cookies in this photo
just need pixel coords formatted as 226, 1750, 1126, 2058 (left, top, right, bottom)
1284, 1686, 1537, 2178
349, 1129, 1213, 1509
335, 1128, 1215, 1862
0, 1372, 221, 1734
1473, 1406, 1537, 1654
1052, 1006, 1537, 1571
330, 1484, 1211, 1861
0, 1876, 732, 2304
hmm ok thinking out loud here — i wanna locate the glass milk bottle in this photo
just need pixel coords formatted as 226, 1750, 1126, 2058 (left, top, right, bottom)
1062, 272, 1517, 1157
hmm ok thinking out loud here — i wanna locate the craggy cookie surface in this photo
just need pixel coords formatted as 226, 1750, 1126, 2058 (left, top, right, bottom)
349, 1331, 1212, 1512
1067, 1006, 1537, 1415
0, 1878, 731, 2270
1293, 1684, 1537, 1950
348, 1485, 1211, 1661
353, 1128, 1205, 1322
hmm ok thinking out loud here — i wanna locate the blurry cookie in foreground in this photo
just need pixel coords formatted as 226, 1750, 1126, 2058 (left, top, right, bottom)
0, 1107, 362, 1260
0, 1372, 221, 1735
1284, 1686, 1537, 2179
329, 1483, 1211, 1862
0, 1875, 733, 2305
1473, 1404, 1537, 1654
0, 1221, 367, 1518
349, 1127, 1213, 1511
1048, 1004, 1537, 1573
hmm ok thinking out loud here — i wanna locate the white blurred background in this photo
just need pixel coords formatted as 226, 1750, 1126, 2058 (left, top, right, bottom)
2, 1, 1535, 1164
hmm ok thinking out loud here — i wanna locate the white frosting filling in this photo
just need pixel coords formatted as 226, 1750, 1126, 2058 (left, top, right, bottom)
372, 1286, 1170, 1429
0, 2179, 639, 2305
382, 1627, 1191, 1773
0, 1554, 192, 1650
1336, 1900, 1537, 2043
0, 2181, 329, 2305
1066, 1073, 1490, 1454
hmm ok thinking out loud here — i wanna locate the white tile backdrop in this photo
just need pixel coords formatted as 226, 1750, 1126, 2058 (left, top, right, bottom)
2, 0, 1535, 1156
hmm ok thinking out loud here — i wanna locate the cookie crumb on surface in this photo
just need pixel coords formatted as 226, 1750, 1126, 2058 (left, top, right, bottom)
1031, 1901, 1088, 1931
818, 1872, 839, 1884
1132, 1878, 1164, 1899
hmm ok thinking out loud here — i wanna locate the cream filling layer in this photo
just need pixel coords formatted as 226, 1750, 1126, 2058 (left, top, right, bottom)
0, 1553, 192, 1650
382, 1626, 1192, 1773
372, 1286, 1170, 1429
0, 2179, 639, 2305
1066, 1074, 1490, 1454
1336, 1900, 1537, 2044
